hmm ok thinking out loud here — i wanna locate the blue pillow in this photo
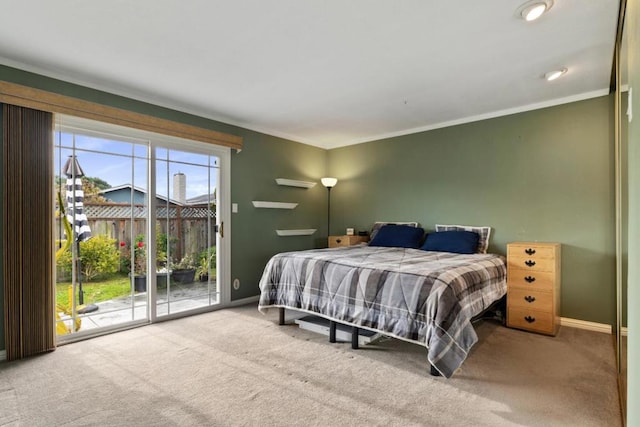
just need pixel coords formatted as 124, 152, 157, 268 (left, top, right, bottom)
368, 224, 425, 248
420, 230, 480, 254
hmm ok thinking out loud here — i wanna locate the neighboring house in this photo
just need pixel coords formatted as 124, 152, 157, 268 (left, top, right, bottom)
99, 184, 183, 206
185, 192, 216, 207
100, 184, 215, 208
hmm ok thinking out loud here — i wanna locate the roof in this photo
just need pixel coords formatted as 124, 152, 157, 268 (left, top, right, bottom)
100, 184, 183, 206
100, 184, 215, 206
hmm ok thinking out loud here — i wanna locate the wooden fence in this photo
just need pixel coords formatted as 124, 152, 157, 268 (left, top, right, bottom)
55, 202, 216, 262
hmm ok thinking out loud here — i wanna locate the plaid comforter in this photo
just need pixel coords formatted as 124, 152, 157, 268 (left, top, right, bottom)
258, 246, 506, 378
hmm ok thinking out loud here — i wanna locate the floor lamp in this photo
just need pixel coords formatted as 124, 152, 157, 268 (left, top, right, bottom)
321, 177, 338, 237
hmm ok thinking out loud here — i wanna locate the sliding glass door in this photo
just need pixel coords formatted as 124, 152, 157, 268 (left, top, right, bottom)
154, 147, 222, 317
54, 116, 228, 340
54, 125, 150, 337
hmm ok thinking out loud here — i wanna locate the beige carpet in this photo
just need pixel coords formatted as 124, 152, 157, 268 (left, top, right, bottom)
0, 304, 621, 426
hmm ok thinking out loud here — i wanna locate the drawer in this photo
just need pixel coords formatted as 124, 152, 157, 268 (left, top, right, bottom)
507, 307, 554, 335
508, 257, 556, 272
328, 235, 368, 248
508, 288, 553, 311
508, 244, 557, 259
507, 268, 555, 290
329, 236, 349, 247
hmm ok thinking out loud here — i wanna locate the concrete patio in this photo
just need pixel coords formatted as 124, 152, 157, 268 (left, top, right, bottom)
59, 280, 219, 332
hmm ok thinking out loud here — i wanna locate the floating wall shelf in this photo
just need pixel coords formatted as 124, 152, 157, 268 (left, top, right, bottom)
276, 229, 317, 236
275, 178, 316, 189
252, 201, 298, 209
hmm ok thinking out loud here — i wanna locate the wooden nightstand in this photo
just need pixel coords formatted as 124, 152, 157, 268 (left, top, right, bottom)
328, 235, 369, 248
506, 242, 561, 336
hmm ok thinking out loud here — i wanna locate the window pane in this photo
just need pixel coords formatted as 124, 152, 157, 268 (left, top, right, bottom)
155, 148, 219, 316
54, 128, 149, 338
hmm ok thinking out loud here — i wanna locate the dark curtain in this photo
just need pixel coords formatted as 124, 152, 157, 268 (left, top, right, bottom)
2, 103, 55, 360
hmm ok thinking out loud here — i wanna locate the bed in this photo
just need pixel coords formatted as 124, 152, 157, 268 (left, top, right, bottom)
258, 226, 507, 378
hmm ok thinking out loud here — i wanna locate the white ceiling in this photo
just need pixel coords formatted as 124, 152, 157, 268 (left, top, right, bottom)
0, 1, 620, 149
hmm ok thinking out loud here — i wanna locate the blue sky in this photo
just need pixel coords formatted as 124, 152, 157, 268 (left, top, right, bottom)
55, 131, 219, 200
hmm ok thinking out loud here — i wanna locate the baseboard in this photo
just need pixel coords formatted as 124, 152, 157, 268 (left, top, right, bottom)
227, 295, 259, 307
0, 350, 6, 362
560, 317, 612, 334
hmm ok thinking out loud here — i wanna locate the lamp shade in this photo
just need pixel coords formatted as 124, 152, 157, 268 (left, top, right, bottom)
321, 177, 338, 188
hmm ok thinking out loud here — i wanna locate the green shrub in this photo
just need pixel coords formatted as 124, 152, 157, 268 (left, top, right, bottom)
156, 226, 177, 268
56, 247, 73, 277
156, 230, 168, 267
57, 235, 120, 282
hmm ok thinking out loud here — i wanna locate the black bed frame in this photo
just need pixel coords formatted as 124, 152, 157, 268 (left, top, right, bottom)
276, 295, 506, 377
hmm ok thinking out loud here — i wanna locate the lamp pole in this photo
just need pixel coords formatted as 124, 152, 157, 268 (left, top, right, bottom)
326, 185, 332, 236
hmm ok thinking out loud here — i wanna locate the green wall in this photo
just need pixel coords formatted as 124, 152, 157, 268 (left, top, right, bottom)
0, 64, 621, 354
0, 65, 327, 352
328, 96, 616, 325
230, 132, 327, 300
626, 0, 640, 422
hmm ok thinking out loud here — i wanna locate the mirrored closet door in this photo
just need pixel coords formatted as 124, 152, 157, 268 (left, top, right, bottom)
615, 0, 628, 420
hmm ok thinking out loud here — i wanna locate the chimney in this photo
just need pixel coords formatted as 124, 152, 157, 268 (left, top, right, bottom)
173, 172, 186, 203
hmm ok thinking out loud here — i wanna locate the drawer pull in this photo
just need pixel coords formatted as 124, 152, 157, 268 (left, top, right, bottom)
524, 276, 536, 283
524, 315, 536, 323
525, 248, 536, 255
524, 295, 536, 303
336, 239, 342, 244
525, 260, 536, 267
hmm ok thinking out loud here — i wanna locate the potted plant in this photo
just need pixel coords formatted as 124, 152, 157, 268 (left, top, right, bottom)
119, 236, 147, 292
121, 227, 177, 291
196, 256, 209, 282
196, 247, 216, 282
155, 228, 170, 289
171, 254, 197, 284
156, 267, 169, 289
132, 237, 147, 291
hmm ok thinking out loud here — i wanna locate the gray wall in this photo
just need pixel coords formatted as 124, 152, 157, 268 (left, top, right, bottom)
102, 188, 149, 205
328, 96, 616, 325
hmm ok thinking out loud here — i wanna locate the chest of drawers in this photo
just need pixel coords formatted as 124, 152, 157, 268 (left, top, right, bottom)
506, 242, 561, 336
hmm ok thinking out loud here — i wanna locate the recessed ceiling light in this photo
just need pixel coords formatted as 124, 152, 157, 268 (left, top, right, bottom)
516, 0, 554, 21
544, 68, 567, 81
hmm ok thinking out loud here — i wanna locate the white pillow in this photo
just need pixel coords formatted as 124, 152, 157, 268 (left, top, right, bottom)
370, 221, 419, 241
434, 224, 491, 254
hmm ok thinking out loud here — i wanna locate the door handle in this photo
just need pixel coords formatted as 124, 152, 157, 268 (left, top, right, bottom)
217, 221, 223, 238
